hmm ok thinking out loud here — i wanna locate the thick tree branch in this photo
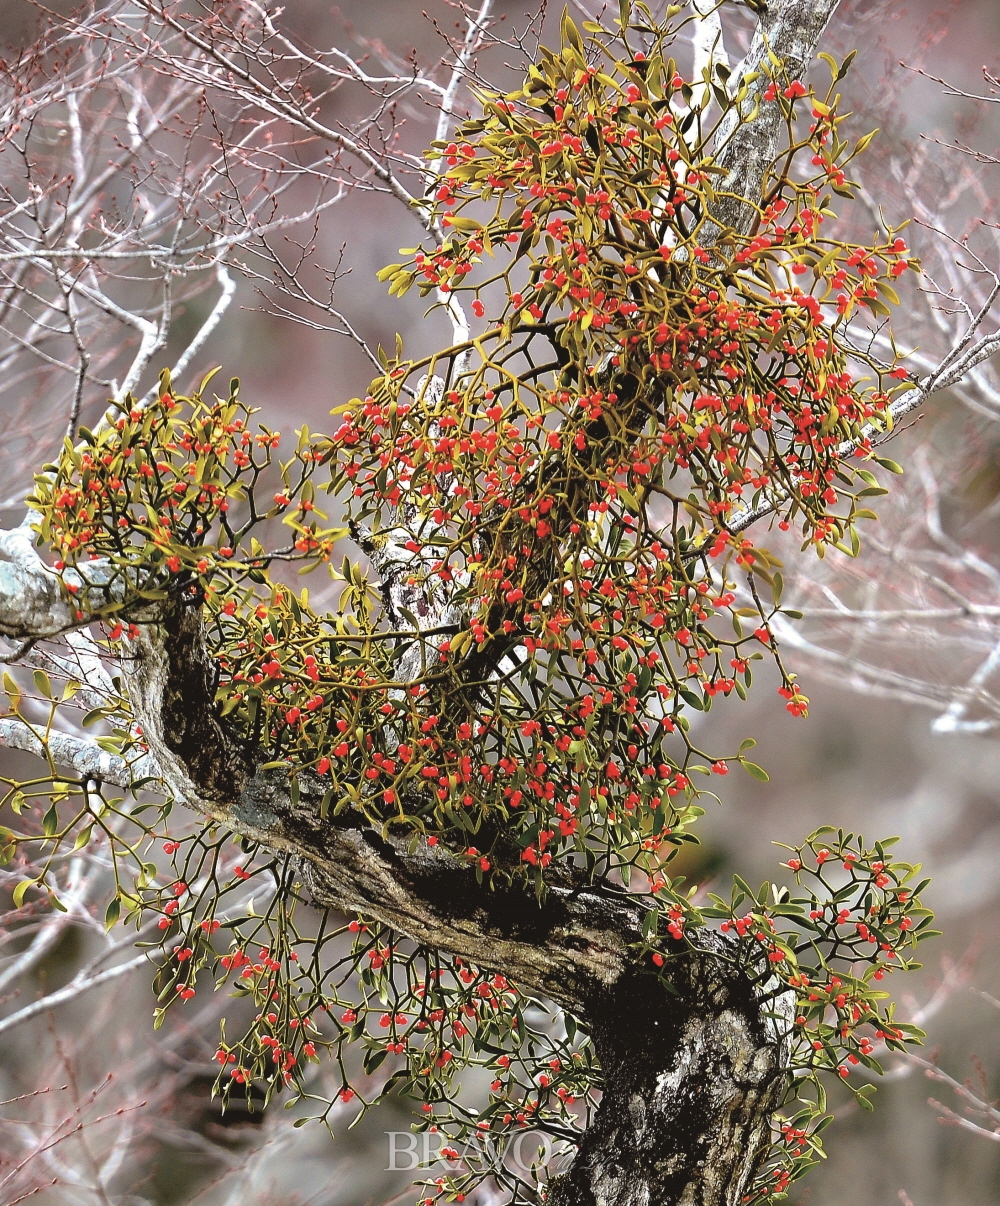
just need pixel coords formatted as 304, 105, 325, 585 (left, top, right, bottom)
549, 939, 791, 1206
0, 718, 159, 787
0, 529, 117, 639
708, 0, 843, 240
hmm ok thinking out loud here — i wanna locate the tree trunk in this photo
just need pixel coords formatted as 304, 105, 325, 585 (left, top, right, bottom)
550, 936, 791, 1206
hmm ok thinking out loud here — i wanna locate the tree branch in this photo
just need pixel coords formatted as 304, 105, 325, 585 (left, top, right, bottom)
708, 0, 843, 240
0, 952, 149, 1038
0, 718, 160, 787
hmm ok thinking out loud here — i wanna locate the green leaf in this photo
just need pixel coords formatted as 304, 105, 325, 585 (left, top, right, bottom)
12, 878, 35, 908
42, 802, 58, 836
105, 897, 122, 931
741, 760, 770, 783
3, 671, 22, 711
862, 296, 892, 319
32, 670, 52, 699
389, 271, 415, 297
817, 52, 839, 81
855, 128, 879, 155
874, 456, 904, 474
837, 49, 858, 81
444, 216, 483, 233
364, 1047, 389, 1074
733, 874, 754, 899
877, 281, 901, 306
560, 7, 585, 53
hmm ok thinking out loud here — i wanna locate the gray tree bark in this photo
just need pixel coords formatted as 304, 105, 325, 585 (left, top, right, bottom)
547, 945, 791, 1206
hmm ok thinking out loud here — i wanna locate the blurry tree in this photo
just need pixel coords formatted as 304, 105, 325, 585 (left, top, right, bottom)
1, 3, 998, 1205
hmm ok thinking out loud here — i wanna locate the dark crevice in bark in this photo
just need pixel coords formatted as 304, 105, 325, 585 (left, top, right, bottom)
252, 779, 794, 1204
118, 0, 847, 1162
5, 3, 854, 1199
125, 593, 250, 809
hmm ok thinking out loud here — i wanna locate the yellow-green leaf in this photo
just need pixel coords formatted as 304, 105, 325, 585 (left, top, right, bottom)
13, 878, 35, 908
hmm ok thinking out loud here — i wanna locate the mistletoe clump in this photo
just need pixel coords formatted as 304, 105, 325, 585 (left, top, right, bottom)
28, 8, 920, 898
5, 6, 936, 1204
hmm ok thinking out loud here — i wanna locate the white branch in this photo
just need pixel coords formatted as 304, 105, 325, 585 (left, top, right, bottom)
767, 610, 1000, 720
0, 952, 149, 1038
796, 606, 1000, 621
729, 317, 1000, 536
140, 263, 236, 403
425, 1, 493, 349
0, 717, 161, 788
690, 0, 730, 111
0, 530, 121, 640
125, 0, 427, 226
931, 634, 1000, 734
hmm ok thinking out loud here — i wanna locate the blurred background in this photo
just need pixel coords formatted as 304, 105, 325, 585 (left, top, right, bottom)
1, 1, 1000, 1203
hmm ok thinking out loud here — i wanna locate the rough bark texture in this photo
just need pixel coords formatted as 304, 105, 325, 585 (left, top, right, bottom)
107, 594, 795, 1206
126, 594, 249, 810
0, 526, 116, 638
548, 942, 791, 1206
103, 593, 796, 1206
705, 0, 842, 243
